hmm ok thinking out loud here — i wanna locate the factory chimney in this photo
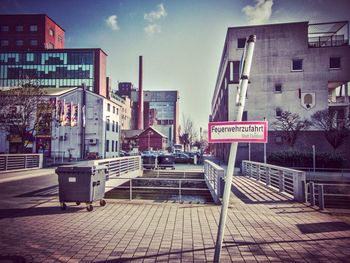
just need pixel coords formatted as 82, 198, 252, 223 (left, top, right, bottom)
137, 56, 144, 130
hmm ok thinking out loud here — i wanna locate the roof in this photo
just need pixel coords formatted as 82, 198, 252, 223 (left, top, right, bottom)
121, 129, 143, 139
139, 126, 168, 139
41, 87, 78, 96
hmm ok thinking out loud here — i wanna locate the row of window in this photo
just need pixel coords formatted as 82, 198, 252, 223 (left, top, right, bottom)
107, 103, 119, 115
1, 39, 41, 47
0, 79, 94, 88
1, 24, 38, 32
0, 52, 94, 65
236, 38, 342, 70
0, 65, 93, 79
106, 119, 119, 133
1, 24, 62, 41
106, 140, 118, 152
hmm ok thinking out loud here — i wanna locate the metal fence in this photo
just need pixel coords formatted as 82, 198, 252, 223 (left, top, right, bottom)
107, 177, 209, 202
306, 182, 350, 210
0, 154, 43, 173
92, 155, 142, 179
242, 160, 306, 201
203, 160, 225, 204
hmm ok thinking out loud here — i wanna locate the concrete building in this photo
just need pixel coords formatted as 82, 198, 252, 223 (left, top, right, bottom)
0, 87, 121, 159
211, 21, 350, 165
0, 14, 65, 51
116, 83, 180, 148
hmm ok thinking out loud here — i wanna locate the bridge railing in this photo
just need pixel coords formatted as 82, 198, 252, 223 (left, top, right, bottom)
0, 154, 43, 173
242, 160, 306, 202
204, 160, 224, 204
91, 156, 142, 180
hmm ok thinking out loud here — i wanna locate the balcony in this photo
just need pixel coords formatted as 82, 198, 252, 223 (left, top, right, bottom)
308, 21, 349, 48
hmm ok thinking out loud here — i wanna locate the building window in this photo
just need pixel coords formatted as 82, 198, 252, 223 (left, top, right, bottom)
237, 38, 246, 48
49, 28, 54, 36
329, 57, 341, 69
58, 35, 63, 43
112, 140, 114, 152
30, 39, 38, 46
0, 40, 9, 47
116, 122, 119, 132
112, 120, 115, 132
292, 59, 303, 71
276, 107, 282, 117
106, 119, 110, 131
113, 106, 115, 114
1, 25, 9, 32
107, 103, 110, 112
116, 108, 119, 115
106, 140, 109, 152
15, 25, 24, 32
16, 40, 24, 46
275, 84, 282, 93
30, 25, 38, 32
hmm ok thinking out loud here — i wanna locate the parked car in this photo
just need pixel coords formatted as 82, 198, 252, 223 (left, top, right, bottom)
158, 154, 175, 169
119, 150, 130, 157
173, 152, 193, 164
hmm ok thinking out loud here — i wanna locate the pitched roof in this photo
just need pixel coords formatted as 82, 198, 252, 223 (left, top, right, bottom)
139, 126, 168, 139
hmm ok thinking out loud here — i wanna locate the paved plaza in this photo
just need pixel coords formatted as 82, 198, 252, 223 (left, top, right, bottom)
0, 174, 350, 262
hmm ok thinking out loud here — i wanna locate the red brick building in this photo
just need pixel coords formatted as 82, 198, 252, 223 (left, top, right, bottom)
0, 14, 65, 51
138, 127, 168, 152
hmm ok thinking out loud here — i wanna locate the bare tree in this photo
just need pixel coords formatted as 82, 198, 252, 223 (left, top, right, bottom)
178, 114, 198, 151
311, 109, 349, 151
272, 110, 311, 148
0, 81, 53, 153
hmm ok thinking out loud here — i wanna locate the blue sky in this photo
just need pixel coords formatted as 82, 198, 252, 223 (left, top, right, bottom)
1, 0, 350, 132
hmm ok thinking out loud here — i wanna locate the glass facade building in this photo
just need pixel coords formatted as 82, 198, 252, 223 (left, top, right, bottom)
0, 49, 107, 96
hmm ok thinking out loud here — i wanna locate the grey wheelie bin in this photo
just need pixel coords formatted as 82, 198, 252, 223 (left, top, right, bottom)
56, 163, 107, 212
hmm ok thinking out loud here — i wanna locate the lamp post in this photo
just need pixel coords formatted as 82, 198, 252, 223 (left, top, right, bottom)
104, 115, 110, 159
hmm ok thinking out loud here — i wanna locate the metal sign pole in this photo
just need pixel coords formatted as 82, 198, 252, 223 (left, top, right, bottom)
213, 35, 256, 263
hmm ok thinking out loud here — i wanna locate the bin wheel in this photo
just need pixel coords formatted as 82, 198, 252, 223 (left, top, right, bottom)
86, 204, 93, 212
60, 203, 67, 210
100, 199, 106, 206
76, 202, 81, 206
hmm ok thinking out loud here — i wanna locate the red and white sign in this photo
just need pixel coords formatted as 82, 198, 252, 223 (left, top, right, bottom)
208, 121, 268, 143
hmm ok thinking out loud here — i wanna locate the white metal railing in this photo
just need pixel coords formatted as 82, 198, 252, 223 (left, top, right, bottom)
0, 154, 43, 173
92, 156, 142, 179
204, 160, 225, 204
307, 182, 350, 210
242, 160, 306, 202
108, 177, 209, 202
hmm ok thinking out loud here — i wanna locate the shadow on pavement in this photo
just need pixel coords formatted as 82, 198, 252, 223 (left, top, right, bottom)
0, 206, 82, 220
297, 221, 350, 234
14, 185, 58, 198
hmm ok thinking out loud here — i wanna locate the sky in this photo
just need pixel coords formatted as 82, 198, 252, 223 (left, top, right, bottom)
1, 0, 350, 134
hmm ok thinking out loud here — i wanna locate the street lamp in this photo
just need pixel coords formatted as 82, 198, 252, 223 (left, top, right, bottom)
148, 130, 153, 151
104, 115, 110, 159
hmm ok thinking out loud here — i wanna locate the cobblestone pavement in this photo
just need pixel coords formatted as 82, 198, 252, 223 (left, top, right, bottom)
0, 176, 349, 262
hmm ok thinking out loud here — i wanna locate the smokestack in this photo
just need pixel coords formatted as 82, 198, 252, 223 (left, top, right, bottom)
137, 56, 144, 130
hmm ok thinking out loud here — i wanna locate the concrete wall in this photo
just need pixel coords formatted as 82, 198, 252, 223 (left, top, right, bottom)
212, 21, 350, 167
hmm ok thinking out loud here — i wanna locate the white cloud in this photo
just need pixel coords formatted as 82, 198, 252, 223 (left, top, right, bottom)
105, 15, 120, 31
144, 3, 167, 22
144, 24, 162, 35
242, 0, 273, 25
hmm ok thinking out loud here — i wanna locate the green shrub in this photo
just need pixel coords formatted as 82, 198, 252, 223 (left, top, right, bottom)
267, 150, 345, 168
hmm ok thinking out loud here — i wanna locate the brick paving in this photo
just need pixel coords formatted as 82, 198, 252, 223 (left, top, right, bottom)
0, 176, 350, 262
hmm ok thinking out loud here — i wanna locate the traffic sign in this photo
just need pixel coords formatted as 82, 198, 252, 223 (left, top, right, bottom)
208, 121, 268, 143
